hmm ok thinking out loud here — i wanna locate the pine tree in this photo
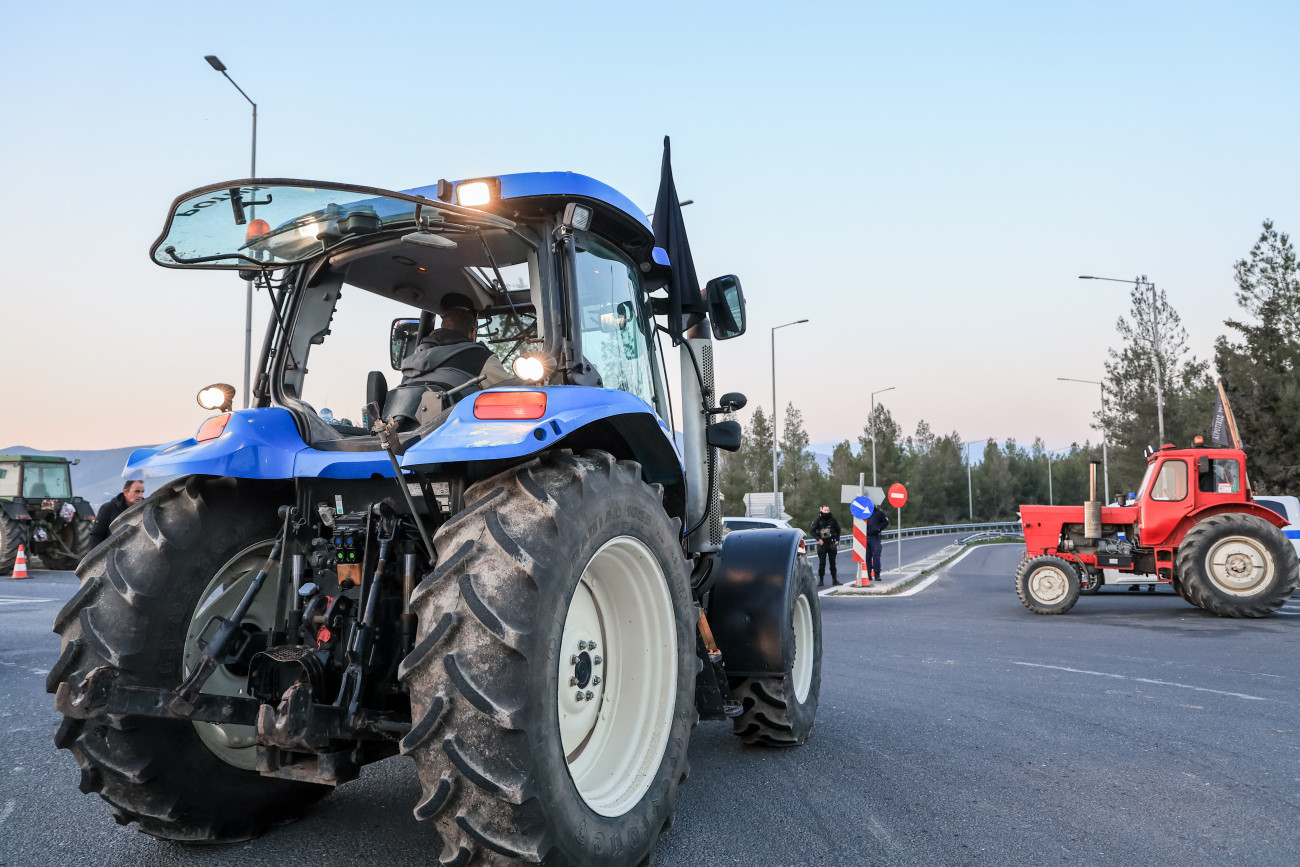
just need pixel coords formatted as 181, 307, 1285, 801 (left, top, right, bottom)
1214, 220, 1300, 491
1100, 277, 1214, 487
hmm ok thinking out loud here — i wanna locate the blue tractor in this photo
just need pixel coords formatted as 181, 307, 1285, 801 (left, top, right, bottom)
50, 152, 821, 865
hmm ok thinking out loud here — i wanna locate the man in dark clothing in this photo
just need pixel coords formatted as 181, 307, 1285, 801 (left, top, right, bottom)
401, 306, 510, 391
865, 505, 890, 580
89, 480, 145, 546
809, 505, 841, 586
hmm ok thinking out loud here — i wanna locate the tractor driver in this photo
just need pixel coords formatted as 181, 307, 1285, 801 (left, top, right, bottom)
401, 303, 510, 393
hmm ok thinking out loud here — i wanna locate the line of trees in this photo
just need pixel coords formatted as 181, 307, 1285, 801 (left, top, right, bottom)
720, 220, 1300, 533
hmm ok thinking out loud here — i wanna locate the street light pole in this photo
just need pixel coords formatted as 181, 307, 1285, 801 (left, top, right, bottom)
869, 386, 895, 487
206, 55, 258, 409
770, 320, 809, 517
1079, 275, 1165, 443
1058, 377, 1110, 503
961, 439, 984, 521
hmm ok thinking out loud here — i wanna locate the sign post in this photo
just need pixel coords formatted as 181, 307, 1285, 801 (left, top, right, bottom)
887, 483, 908, 573
849, 496, 875, 586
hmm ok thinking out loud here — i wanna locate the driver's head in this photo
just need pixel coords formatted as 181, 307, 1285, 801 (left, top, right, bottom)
123, 480, 145, 506
441, 307, 478, 339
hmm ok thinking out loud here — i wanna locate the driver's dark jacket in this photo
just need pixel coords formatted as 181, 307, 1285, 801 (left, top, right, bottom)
89, 492, 128, 546
810, 514, 841, 548
401, 329, 510, 388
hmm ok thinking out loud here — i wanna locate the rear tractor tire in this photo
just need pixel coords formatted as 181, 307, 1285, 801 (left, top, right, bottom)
1015, 555, 1081, 614
399, 450, 696, 867
0, 511, 27, 575
1079, 568, 1102, 595
1175, 513, 1298, 618
729, 553, 822, 746
47, 476, 331, 841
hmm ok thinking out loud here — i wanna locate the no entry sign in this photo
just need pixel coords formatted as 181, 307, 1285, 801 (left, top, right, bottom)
888, 483, 908, 509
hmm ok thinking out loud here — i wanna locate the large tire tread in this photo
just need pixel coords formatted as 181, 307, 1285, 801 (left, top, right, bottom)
1175, 513, 1298, 618
48, 475, 330, 842
400, 450, 692, 866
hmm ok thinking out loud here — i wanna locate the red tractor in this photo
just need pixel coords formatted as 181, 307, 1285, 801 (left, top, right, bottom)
1017, 443, 1298, 617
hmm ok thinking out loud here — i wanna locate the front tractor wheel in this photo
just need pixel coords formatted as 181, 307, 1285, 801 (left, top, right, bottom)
399, 450, 695, 867
1015, 555, 1082, 614
729, 553, 822, 746
47, 476, 331, 841
1175, 514, 1299, 618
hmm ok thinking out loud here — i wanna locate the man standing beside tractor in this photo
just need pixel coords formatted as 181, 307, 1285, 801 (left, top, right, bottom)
89, 480, 145, 547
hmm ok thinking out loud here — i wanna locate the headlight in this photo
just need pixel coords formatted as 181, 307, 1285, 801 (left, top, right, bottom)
197, 383, 236, 412
512, 354, 551, 383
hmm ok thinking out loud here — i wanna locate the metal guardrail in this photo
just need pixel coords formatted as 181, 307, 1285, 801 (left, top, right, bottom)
807, 521, 1023, 551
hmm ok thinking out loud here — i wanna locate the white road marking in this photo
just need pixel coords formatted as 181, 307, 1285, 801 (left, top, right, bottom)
1012, 662, 1268, 701
0, 597, 55, 606
0, 799, 14, 829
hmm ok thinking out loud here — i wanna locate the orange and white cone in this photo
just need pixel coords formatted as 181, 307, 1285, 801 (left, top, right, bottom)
12, 544, 29, 579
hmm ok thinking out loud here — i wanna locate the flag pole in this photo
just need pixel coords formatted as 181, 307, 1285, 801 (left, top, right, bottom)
1216, 380, 1242, 450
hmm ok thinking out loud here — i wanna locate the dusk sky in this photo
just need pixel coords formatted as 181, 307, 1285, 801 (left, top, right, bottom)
3, 1, 1297, 457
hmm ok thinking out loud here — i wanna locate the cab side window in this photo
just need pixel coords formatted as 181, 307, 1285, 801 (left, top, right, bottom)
1150, 460, 1188, 501
573, 236, 657, 406
1197, 459, 1241, 494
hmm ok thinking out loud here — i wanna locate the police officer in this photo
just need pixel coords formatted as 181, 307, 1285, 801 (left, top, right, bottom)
810, 505, 842, 586
865, 503, 890, 580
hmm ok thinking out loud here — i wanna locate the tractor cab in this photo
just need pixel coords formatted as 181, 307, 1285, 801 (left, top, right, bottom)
1130, 443, 1273, 548
0, 455, 95, 572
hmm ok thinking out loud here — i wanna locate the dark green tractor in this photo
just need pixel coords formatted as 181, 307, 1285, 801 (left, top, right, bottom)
0, 455, 96, 573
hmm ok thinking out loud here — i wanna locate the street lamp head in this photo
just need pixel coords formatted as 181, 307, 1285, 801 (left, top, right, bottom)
204, 55, 227, 72
1078, 275, 1093, 280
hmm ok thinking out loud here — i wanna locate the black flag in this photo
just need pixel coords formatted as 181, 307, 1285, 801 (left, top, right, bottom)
652, 136, 707, 342
1210, 389, 1231, 446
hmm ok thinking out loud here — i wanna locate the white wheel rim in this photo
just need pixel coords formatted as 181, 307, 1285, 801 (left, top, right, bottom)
558, 536, 676, 818
183, 540, 275, 770
791, 593, 814, 704
1029, 565, 1070, 604
1205, 535, 1275, 596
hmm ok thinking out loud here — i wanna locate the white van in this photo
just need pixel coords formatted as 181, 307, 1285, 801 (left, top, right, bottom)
1254, 495, 1300, 558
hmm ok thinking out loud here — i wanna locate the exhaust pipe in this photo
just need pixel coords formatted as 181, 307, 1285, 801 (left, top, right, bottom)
1084, 461, 1102, 539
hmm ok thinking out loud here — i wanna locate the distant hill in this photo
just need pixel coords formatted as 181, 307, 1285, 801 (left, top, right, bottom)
0, 445, 178, 510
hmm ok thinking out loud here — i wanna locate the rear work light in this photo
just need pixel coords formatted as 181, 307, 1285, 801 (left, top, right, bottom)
474, 391, 547, 420
196, 414, 231, 442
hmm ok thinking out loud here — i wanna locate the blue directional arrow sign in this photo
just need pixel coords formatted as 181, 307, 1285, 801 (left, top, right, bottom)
850, 496, 875, 520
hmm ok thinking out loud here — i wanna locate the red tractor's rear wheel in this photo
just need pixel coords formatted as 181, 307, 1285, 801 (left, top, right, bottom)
1175, 514, 1298, 617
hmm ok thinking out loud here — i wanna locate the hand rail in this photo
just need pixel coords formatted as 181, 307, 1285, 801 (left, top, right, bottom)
806, 521, 1024, 551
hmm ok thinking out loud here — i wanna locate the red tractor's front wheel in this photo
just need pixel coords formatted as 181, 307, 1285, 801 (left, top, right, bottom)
1015, 555, 1082, 615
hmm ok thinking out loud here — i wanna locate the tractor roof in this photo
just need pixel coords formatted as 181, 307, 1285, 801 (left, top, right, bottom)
0, 455, 70, 463
403, 173, 652, 233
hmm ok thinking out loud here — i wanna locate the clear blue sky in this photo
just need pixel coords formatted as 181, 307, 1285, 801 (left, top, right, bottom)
3, 1, 1297, 453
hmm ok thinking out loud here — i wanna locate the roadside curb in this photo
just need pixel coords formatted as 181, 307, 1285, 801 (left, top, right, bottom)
819, 544, 972, 598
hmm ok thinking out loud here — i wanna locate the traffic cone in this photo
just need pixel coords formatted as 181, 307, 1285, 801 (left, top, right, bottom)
12, 544, 29, 579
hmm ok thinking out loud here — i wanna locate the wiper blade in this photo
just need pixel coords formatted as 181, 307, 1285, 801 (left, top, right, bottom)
164, 246, 267, 268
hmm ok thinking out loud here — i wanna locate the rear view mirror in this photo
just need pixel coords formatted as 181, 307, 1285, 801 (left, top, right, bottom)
390, 318, 421, 369
706, 275, 746, 340
1197, 456, 1210, 475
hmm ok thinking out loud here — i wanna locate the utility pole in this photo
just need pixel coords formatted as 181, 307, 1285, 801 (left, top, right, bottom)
1079, 275, 1165, 443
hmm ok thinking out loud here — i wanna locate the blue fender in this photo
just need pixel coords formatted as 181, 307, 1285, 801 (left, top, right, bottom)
124, 408, 395, 481
400, 386, 682, 475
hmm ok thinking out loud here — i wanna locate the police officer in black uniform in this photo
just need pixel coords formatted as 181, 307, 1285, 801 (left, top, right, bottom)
810, 505, 842, 586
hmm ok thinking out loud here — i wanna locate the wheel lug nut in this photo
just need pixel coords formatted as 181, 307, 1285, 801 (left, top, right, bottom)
588, 641, 597, 650
585, 691, 594, 701
593, 655, 602, 665
592, 676, 601, 685
569, 676, 578, 686
574, 691, 585, 701
578, 640, 588, 650
570, 654, 579, 665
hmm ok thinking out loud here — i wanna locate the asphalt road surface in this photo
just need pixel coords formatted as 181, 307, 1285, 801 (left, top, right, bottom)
3, 548, 1297, 866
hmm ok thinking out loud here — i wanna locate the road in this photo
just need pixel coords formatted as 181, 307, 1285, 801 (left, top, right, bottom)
2, 549, 1297, 866
816, 531, 968, 578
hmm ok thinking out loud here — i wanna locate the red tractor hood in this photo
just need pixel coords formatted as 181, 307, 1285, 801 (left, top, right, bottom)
1019, 504, 1138, 553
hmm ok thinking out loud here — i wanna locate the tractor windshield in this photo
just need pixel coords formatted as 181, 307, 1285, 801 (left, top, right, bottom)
22, 462, 70, 499
151, 182, 513, 271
